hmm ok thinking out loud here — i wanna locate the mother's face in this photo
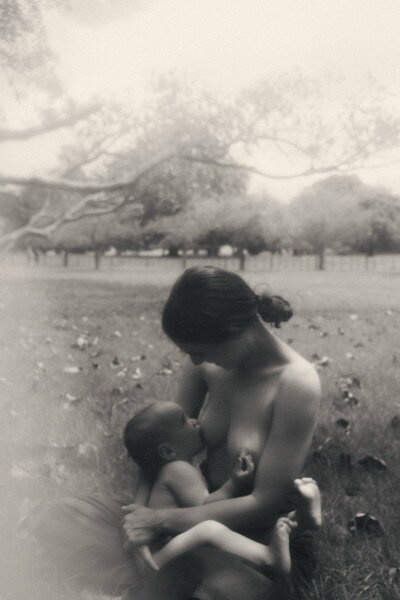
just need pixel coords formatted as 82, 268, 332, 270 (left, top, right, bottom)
178, 337, 244, 370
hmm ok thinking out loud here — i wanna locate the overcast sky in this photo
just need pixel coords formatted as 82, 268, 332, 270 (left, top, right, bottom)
4, 0, 400, 200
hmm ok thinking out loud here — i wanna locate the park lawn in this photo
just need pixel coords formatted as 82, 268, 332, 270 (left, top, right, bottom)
1, 268, 400, 600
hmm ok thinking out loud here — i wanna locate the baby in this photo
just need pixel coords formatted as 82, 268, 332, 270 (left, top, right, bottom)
123, 400, 311, 579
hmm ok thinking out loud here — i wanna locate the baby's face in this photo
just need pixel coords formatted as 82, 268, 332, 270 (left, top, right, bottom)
159, 403, 204, 459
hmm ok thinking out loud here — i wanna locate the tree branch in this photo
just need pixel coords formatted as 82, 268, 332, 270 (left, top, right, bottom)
0, 152, 175, 193
0, 103, 100, 142
179, 155, 351, 179
0, 152, 174, 250
0, 149, 370, 194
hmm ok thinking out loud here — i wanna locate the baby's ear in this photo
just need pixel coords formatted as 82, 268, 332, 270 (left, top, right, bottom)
157, 443, 176, 462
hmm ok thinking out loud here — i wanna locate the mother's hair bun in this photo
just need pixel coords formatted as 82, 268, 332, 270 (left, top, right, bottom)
256, 293, 293, 328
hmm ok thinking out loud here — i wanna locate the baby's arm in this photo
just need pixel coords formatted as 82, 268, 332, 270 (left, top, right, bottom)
203, 453, 255, 504
163, 453, 254, 508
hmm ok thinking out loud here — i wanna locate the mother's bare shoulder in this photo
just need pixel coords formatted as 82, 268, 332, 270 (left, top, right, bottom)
276, 359, 321, 416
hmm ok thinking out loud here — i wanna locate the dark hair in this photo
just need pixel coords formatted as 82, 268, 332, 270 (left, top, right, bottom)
123, 402, 169, 475
162, 266, 292, 344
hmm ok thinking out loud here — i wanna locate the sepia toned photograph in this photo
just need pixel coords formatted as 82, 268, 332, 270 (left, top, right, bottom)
1, 1, 400, 598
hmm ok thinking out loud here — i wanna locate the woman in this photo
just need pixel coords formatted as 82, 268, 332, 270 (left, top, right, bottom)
36, 266, 321, 599
122, 266, 321, 599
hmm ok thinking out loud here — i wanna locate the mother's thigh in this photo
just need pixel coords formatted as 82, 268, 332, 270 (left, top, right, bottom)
192, 548, 277, 600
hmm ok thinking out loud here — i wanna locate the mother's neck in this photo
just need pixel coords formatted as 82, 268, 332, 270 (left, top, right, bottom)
238, 318, 287, 372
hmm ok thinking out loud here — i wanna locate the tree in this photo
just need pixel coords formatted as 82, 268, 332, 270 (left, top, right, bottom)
289, 175, 400, 268
340, 190, 400, 256
289, 175, 363, 269
47, 207, 143, 269
146, 191, 286, 269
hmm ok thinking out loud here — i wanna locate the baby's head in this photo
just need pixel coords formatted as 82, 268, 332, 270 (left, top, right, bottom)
124, 401, 204, 475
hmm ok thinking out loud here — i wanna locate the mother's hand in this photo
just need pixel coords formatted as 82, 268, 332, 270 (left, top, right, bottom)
122, 504, 166, 546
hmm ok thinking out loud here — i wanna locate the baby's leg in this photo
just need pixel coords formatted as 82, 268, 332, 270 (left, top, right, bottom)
153, 519, 296, 578
289, 477, 322, 531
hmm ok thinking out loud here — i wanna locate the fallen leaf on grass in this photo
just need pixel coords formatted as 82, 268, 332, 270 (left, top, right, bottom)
343, 392, 359, 407
391, 415, 400, 429
335, 418, 350, 429
132, 368, 142, 380
64, 393, 80, 403
111, 387, 124, 395
357, 455, 387, 471
159, 368, 173, 375
71, 335, 89, 350
348, 512, 384, 536
312, 355, 331, 368
63, 366, 82, 374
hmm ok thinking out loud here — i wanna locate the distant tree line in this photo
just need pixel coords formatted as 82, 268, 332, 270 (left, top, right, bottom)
2, 174, 399, 270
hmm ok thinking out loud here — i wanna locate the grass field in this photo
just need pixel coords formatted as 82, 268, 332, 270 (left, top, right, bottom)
1, 266, 400, 600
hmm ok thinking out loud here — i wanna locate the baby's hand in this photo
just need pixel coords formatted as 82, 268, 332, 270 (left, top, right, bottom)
232, 452, 255, 493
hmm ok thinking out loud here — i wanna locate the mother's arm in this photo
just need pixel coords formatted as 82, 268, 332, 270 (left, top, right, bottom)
123, 365, 320, 544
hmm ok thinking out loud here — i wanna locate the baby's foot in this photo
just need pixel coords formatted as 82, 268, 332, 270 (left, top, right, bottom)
293, 477, 322, 530
268, 517, 297, 577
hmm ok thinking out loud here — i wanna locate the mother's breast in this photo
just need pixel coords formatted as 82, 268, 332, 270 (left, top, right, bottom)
198, 366, 234, 449
198, 365, 277, 482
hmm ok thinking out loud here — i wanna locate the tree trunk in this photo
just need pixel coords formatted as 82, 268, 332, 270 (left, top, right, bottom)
238, 248, 246, 271
316, 248, 325, 270
94, 250, 101, 270
207, 245, 219, 257
168, 246, 179, 257
181, 249, 188, 269
63, 251, 69, 267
